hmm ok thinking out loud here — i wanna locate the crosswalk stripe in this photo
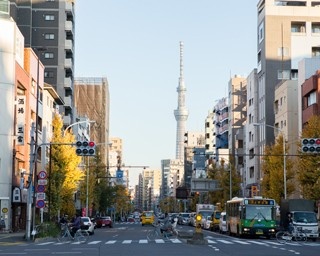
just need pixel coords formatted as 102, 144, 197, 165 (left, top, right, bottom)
139, 240, 148, 244
207, 239, 217, 244
155, 239, 165, 243
248, 241, 266, 245
265, 241, 282, 245
36, 242, 55, 246
88, 241, 101, 244
122, 240, 132, 244
232, 240, 250, 244
170, 239, 182, 244
217, 239, 234, 244
105, 240, 117, 244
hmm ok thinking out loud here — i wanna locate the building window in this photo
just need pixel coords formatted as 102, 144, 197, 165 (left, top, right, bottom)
258, 22, 264, 43
307, 91, 316, 107
277, 70, 290, 80
249, 167, 254, 178
291, 70, 298, 80
291, 22, 306, 33
44, 71, 54, 78
44, 33, 54, 40
312, 22, 320, 33
274, 100, 279, 114
44, 15, 55, 21
312, 47, 320, 57
44, 52, 54, 59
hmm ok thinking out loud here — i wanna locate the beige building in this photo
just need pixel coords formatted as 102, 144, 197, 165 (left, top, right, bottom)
256, 0, 320, 152
255, 0, 320, 199
74, 77, 110, 165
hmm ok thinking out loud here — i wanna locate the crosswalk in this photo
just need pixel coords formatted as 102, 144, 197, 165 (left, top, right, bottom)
32, 237, 320, 247
205, 237, 320, 247
34, 238, 182, 246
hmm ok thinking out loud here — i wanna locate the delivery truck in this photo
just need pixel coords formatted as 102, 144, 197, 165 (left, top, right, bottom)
280, 199, 319, 241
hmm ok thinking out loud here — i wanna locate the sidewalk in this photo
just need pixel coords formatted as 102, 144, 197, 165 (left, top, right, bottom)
0, 230, 26, 242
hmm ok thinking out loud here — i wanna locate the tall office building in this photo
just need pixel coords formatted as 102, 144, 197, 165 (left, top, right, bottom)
174, 41, 189, 161
256, 0, 320, 148
9, 0, 75, 125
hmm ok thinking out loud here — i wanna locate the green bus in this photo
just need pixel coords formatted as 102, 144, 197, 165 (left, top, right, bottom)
226, 197, 277, 238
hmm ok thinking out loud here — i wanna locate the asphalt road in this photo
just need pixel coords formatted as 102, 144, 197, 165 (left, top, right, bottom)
1, 222, 320, 256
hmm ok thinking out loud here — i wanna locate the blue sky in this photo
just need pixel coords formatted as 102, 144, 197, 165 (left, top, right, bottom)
75, 1, 257, 186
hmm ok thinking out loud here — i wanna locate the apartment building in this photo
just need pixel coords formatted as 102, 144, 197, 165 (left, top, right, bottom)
300, 59, 320, 127
256, 0, 320, 151
244, 69, 259, 196
10, 0, 75, 125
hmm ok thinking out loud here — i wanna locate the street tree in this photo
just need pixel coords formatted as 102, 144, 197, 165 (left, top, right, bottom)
207, 158, 241, 210
48, 114, 84, 219
261, 135, 294, 204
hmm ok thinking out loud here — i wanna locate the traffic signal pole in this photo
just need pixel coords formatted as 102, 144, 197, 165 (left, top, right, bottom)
25, 141, 77, 240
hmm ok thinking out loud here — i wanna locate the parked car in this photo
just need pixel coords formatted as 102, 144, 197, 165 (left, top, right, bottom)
96, 216, 113, 228
219, 211, 227, 233
80, 217, 95, 235
178, 212, 191, 225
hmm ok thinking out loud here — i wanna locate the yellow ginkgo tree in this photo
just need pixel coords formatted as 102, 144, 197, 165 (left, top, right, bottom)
48, 114, 84, 219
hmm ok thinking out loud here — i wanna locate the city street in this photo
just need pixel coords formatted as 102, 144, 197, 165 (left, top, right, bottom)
1, 222, 320, 256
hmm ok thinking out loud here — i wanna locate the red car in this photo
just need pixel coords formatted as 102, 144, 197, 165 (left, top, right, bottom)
96, 216, 113, 228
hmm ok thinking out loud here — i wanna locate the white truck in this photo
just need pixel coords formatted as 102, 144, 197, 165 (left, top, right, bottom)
196, 204, 216, 228
280, 199, 319, 241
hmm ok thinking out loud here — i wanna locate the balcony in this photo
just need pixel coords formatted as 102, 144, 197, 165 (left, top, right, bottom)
63, 115, 71, 125
64, 96, 72, 109
64, 77, 72, 90
65, 39, 74, 53
65, 1, 74, 15
65, 21, 74, 33
65, 58, 73, 69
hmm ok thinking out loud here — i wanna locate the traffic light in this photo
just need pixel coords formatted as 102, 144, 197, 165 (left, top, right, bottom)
251, 186, 258, 197
301, 138, 320, 153
75, 141, 96, 156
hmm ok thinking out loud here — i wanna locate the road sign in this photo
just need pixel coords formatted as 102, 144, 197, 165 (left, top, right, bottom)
116, 170, 123, 178
36, 185, 46, 193
38, 179, 47, 185
36, 199, 45, 208
36, 193, 46, 200
38, 171, 47, 179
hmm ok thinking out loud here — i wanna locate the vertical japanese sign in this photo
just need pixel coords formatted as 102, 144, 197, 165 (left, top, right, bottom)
16, 95, 26, 145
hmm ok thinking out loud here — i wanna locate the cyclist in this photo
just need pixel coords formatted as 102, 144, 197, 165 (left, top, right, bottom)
285, 212, 294, 233
160, 213, 172, 234
70, 213, 81, 237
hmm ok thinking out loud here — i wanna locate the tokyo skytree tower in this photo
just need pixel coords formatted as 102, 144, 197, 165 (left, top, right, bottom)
174, 41, 189, 161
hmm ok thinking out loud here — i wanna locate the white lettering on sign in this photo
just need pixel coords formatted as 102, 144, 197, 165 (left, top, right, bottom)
16, 96, 26, 145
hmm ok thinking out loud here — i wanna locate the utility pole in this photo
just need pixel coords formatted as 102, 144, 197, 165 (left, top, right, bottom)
26, 123, 36, 240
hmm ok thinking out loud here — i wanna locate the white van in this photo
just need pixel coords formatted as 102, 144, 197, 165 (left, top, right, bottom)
219, 212, 227, 233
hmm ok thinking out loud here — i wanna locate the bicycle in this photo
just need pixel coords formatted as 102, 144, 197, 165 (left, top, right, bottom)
57, 223, 89, 243
147, 219, 179, 241
276, 226, 307, 244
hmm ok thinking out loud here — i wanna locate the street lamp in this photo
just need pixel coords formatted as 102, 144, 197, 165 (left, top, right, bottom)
253, 123, 286, 199
63, 120, 95, 136
64, 120, 95, 217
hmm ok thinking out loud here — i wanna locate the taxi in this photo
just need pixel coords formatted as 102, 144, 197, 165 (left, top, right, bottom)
141, 211, 155, 226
